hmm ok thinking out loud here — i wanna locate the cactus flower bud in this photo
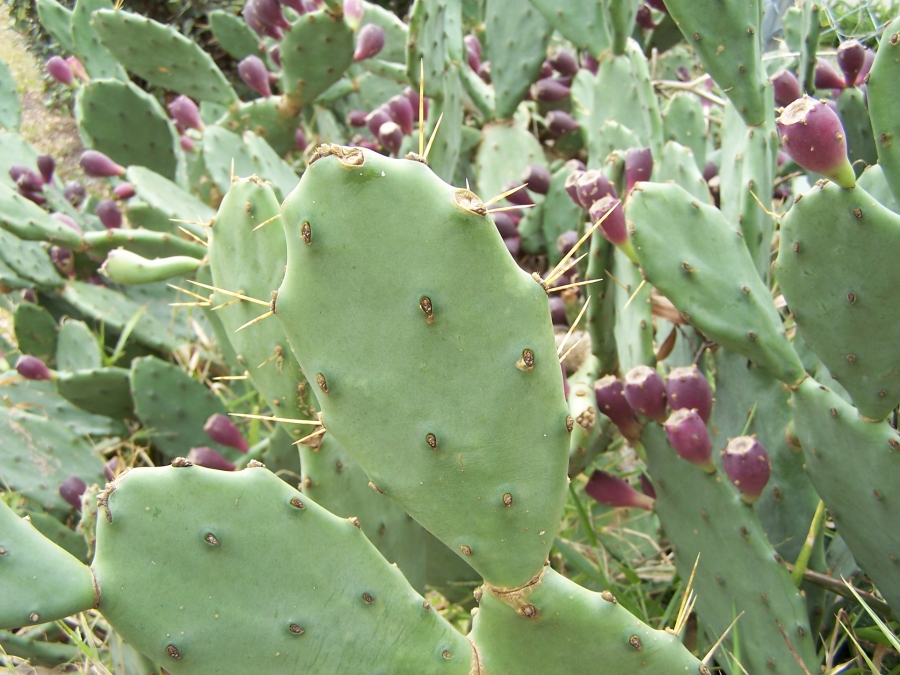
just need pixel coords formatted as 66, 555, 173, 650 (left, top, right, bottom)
575, 169, 616, 209
624, 147, 653, 195
242, 0, 288, 40
188, 446, 237, 471
546, 110, 580, 135
814, 59, 845, 91
776, 95, 855, 188
836, 39, 866, 88
113, 182, 135, 200
238, 56, 272, 98
204, 414, 249, 452
464, 34, 481, 72
37, 154, 55, 185
722, 436, 771, 504
533, 78, 570, 102
770, 69, 801, 108
353, 24, 385, 62
16, 355, 53, 381
624, 365, 667, 423
59, 475, 87, 510
585, 470, 655, 510
269, 45, 282, 68
365, 107, 392, 139
501, 181, 534, 207
46, 56, 74, 85
378, 121, 403, 155
548, 48, 579, 76
663, 408, 714, 472
665, 365, 713, 423
51, 212, 82, 234
64, 180, 86, 206
97, 199, 122, 230
387, 95, 414, 136
80, 150, 125, 177
521, 164, 551, 195
168, 95, 204, 131
594, 375, 642, 443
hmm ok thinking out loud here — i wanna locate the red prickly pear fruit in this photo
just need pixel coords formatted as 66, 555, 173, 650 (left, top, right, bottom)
722, 436, 771, 504
37, 155, 55, 185
477, 61, 491, 84
188, 446, 237, 471
776, 95, 855, 188
365, 107, 392, 139
464, 34, 481, 72
556, 230, 579, 257
639, 473, 656, 499
594, 375, 642, 443
113, 182, 135, 200
500, 181, 534, 207
46, 56, 74, 85
59, 475, 87, 510
546, 110, 580, 135
350, 135, 379, 152
663, 408, 715, 472
770, 69, 801, 108
50, 245, 74, 277
855, 48, 874, 85
204, 414, 249, 452
548, 295, 567, 326
342, 0, 363, 27
548, 48, 579, 76
242, 0, 288, 40
354, 24, 385, 62
563, 158, 585, 174
387, 95, 415, 136
636, 5, 657, 29
585, 470, 655, 511
14, 168, 44, 193
403, 87, 428, 122
80, 150, 125, 177
837, 39, 866, 88
533, 78, 570, 102
238, 56, 272, 97
624, 365, 667, 423
625, 147, 653, 195
65, 56, 89, 82
521, 164, 551, 195
64, 181, 85, 206
19, 189, 46, 206
564, 169, 585, 207
575, 169, 616, 209
814, 59, 845, 91
588, 195, 636, 263
52, 212, 82, 234
16, 355, 53, 381
294, 127, 307, 151
103, 456, 124, 481
646, 0, 667, 12
347, 110, 368, 127
582, 53, 599, 75
97, 199, 122, 230
269, 45, 282, 68
665, 365, 713, 423
180, 135, 196, 152
702, 160, 718, 182
168, 95, 204, 131
492, 212, 518, 239
378, 121, 403, 155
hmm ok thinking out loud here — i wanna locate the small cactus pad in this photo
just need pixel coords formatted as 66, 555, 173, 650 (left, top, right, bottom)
527, 0, 610, 56
865, 20, 900, 204
57, 367, 134, 419
776, 181, 900, 420
92, 464, 475, 673
276, 146, 569, 588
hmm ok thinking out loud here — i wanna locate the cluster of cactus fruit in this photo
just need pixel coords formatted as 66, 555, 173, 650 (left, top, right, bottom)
1, 0, 899, 672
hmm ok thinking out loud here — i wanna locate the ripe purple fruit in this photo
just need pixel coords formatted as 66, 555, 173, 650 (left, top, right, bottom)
365, 107, 392, 138
548, 48, 578, 76
501, 181, 534, 207
64, 180, 85, 206
585, 470, 655, 511
51, 212, 82, 234
548, 295, 567, 326
204, 414, 249, 452
575, 169, 616, 209
294, 127, 307, 151
624, 147, 653, 195
348, 110, 368, 127
814, 59, 845, 91
80, 150, 125, 177
387, 95, 415, 136
770, 69, 801, 108
636, 5, 657, 29
168, 95, 204, 131
594, 375, 642, 443
354, 24, 386, 62
378, 121, 403, 155
665, 365, 713, 423
588, 195, 634, 263
59, 475, 87, 510
16, 355, 53, 381
521, 164, 551, 195
50, 246, 74, 277
491, 212, 517, 239
776, 95, 855, 188
533, 78, 570, 102
722, 436, 771, 504
464, 34, 481, 72
37, 155, 55, 185
238, 55, 272, 97
624, 365, 667, 423
188, 447, 237, 471
46, 56, 74, 85
546, 110, 580, 135
663, 408, 714, 472
242, 0, 288, 40
96, 199, 122, 230
836, 39, 866, 87
113, 182, 135, 200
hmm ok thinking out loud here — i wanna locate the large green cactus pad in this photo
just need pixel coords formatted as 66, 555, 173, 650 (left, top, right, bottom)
866, 19, 900, 204
527, 0, 609, 56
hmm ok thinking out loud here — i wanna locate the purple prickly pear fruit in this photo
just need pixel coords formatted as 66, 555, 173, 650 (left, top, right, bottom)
204, 414, 249, 452
594, 375, 642, 443
97, 199, 122, 230
9, 164, 34, 184
477, 61, 491, 84
168, 95, 204, 131
46, 56, 74, 85
814, 60, 845, 91
16, 355, 53, 381
294, 127, 307, 151
636, 5, 657, 29
281, 0, 307, 13
504, 236, 520, 257
582, 53, 599, 75
242, 0, 288, 39
348, 110, 368, 127
187, 447, 237, 472
37, 155, 55, 185
103, 456, 124, 481
181, 135, 196, 152
14, 168, 44, 193
564, 169, 585, 207
624, 365, 667, 423
50, 246, 74, 277
776, 95, 855, 188
52, 212, 82, 234
342, 0, 362, 26
665, 365, 713, 423
238, 56, 272, 97
576, 170, 616, 210
548, 295, 567, 326
350, 135, 380, 152
556, 230, 579, 257
378, 121, 403, 155
21, 289, 37, 303
464, 34, 481, 72
702, 161, 718, 182
18, 189, 46, 206
588, 195, 636, 262
625, 147, 653, 195
354, 24, 385, 62
80, 150, 125, 177
503, 208, 523, 226
837, 39, 866, 88
639, 473, 656, 499
646, 0, 667, 12
387, 95, 415, 136
365, 107, 392, 139
63, 180, 85, 206
269, 45, 282, 68
501, 181, 534, 207
770, 69, 801, 108
492, 212, 518, 239
533, 78, 570, 102
546, 110, 580, 135
59, 475, 87, 510
722, 436, 771, 504
113, 182, 135, 200
663, 408, 715, 472
586, 470, 655, 510
855, 48, 874, 85
548, 48, 579, 76
521, 164, 551, 195
403, 86, 428, 122
65, 56, 89, 82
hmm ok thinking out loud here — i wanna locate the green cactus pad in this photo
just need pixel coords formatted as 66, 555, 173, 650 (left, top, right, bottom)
71, 0, 127, 81
57, 367, 134, 419
208, 10, 261, 61
8, 494, 89, 562
361, 1, 409, 63
36, 0, 75, 55
0, 229, 63, 290
663, 0, 767, 127
83, 228, 207, 260
423, 66, 463, 182
485, 0, 552, 119
92, 464, 475, 673
0, 182, 85, 249
276, 146, 570, 588
202, 126, 258, 196
405, 0, 458, 99
475, 122, 547, 207
125, 166, 214, 239
542, 164, 586, 267
608, 0, 641, 54
242, 132, 299, 199
838, 87, 877, 176
791, 377, 900, 611
0, 260, 33, 292
0, 58, 20, 133
776, 181, 900, 420
471, 565, 702, 674
586, 236, 617, 375
566, 356, 611, 478
642, 423, 819, 675
75, 79, 180, 180
14, 302, 58, 362
215, 98, 299, 157
280, 10, 354, 113
527, 0, 609, 56
92, 10, 238, 105
663, 92, 707, 170
611, 248, 654, 372
627, 182, 805, 385
864, 18, 900, 204
0, 499, 97, 630
654, 141, 713, 203
55, 319, 102, 371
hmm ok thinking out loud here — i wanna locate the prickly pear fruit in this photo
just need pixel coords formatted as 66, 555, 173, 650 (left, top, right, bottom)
203, 414, 249, 452
624, 365, 667, 423
96, 200, 122, 230
546, 110, 580, 135
46, 56, 73, 85
770, 69, 801, 108
464, 34, 481, 72
722, 436, 771, 504
814, 60, 846, 91
353, 24, 385, 61
167, 95, 204, 131
113, 183, 135, 200
589, 195, 636, 263
365, 107, 392, 138
187, 447, 236, 471
533, 78, 570, 103
37, 155, 55, 185
59, 475, 87, 510
16, 355, 53, 381
575, 169, 615, 209
521, 164, 551, 195
242, 0, 288, 39
80, 151, 125, 178
238, 56, 272, 98
585, 470, 654, 510
387, 95, 414, 136
64, 181, 85, 206
548, 48, 578, 76
594, 375, 642, 443
665, 365, 712, 423
502, 181, 534, 207
776, 96, 855, 188
837, 39, 867, 87
378, 121, 403, 155
663, 408, 714, 472
624, 147, 652, 195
